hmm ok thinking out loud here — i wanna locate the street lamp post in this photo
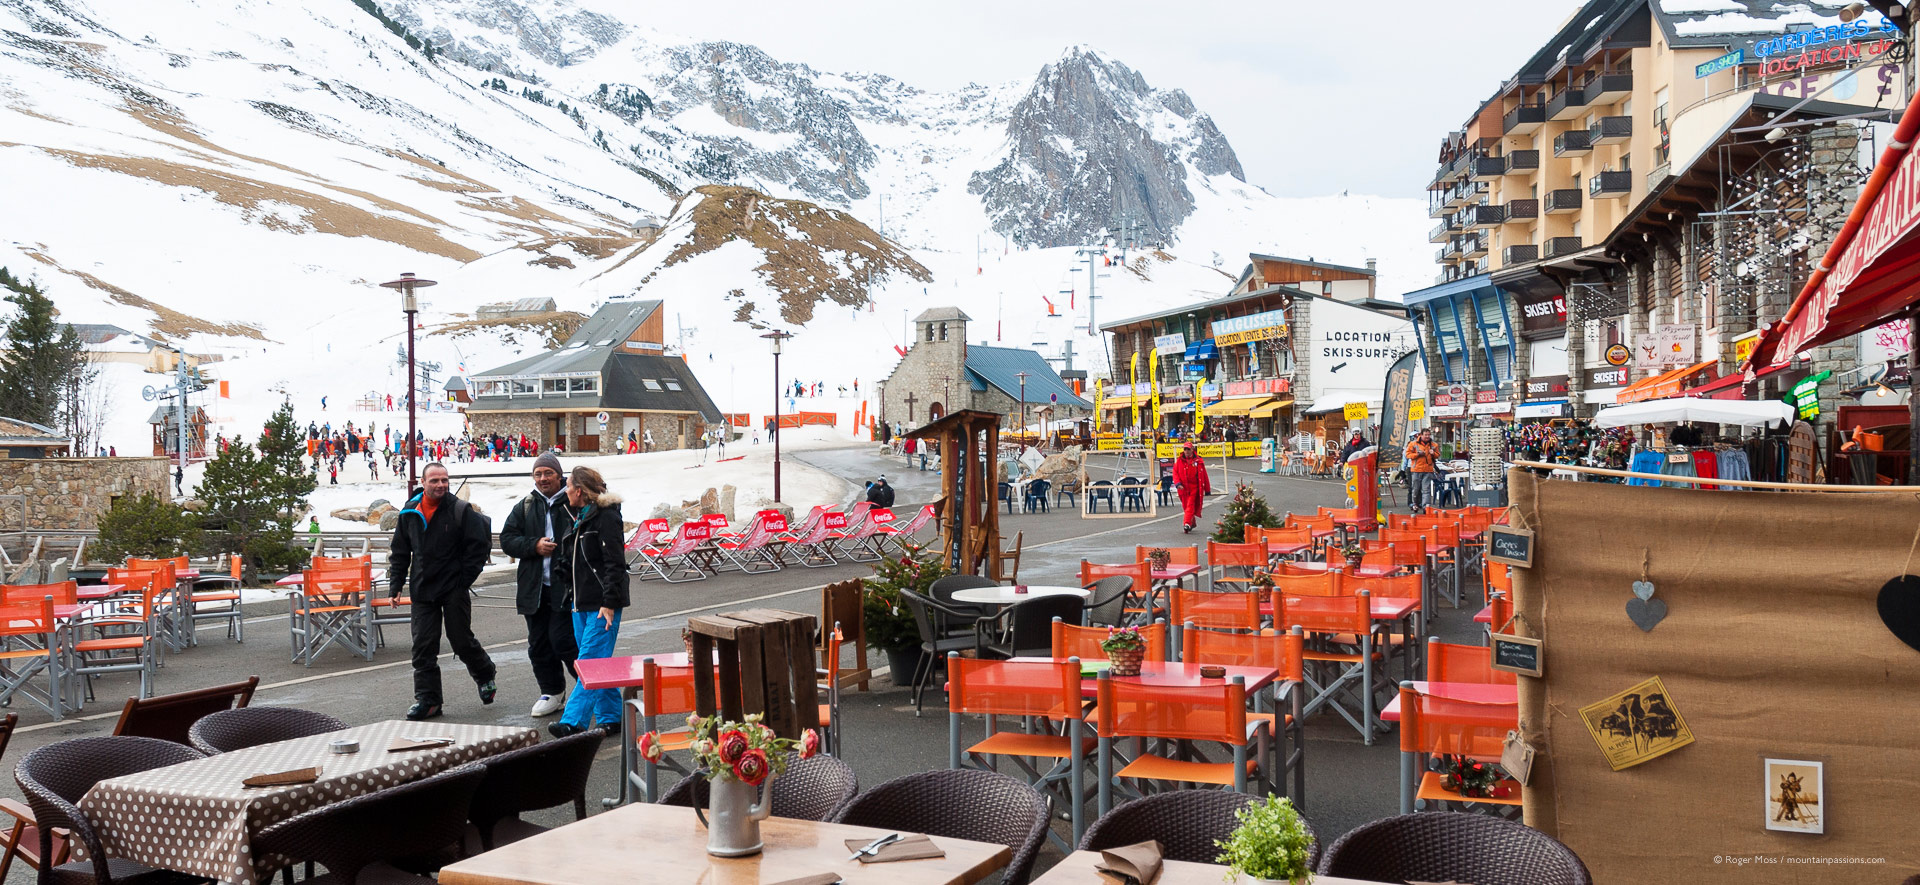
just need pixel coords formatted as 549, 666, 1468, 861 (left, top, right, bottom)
762, 330, 794, 502
379, 272, 436, 495
1015, 371, 1029, 440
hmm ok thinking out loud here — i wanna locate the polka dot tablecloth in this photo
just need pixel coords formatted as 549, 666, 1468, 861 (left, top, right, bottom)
77, 720, 536, 885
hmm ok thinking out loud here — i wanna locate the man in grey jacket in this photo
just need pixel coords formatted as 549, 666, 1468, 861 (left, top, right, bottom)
498, 452, 576, 717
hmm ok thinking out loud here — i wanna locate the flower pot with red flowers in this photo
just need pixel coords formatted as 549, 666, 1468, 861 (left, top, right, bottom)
639, 713, 824, 856
1100, 626, 1149, 677
1339, 541, 1365, 569
1146, 547, 1172, 572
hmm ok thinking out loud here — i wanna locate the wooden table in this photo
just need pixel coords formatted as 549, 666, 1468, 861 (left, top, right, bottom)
78, 721, 535, 885
1033, 851, 1390, 884
949, 585, 1089, 605
439, 802, 1011, 885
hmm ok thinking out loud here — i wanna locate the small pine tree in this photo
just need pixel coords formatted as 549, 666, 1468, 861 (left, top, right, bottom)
257, 401, 315, 526
95, 492, 202, 561
1210, 482, 1283, 543
0, 267, 85, 427
197, 434, 305, 582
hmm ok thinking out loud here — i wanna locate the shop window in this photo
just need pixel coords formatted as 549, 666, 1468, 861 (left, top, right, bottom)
569, 378, 596, 394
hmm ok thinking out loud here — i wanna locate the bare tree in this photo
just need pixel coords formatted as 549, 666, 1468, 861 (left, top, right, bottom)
62, 350, 108, 456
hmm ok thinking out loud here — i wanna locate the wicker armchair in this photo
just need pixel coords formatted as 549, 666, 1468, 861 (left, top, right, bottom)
1082, 576, 1132, 627
659, 752, 857, 822
252, 763, 486, 885
1078, 790, 1319, 868
465, 728, 605, 851
14, 736, 207, 885
187, 707, 346, 755
1317, 812, 1592, 885
832, 768, 1049, 885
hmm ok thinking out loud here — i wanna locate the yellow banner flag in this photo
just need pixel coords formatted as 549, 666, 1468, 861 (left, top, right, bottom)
1129, 352, 1142, 430
1149, 347, 1161, 432
1193, 380, 1206, 435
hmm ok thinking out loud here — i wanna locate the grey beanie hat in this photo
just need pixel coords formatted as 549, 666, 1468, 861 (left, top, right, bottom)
532, 452, 563, 476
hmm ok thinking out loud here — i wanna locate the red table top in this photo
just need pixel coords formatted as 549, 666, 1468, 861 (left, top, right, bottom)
1261, 596, 1420, 621
1010, 657, 1278, 697
1285, 562, 1400, 579
574, 652, 695, 691
1474, 605, 1493, 624
1332, 516, 1373, 528
1266, 542, 1314, 556
1380, 681, 1518, 722
78, 584, 124, 600
1150, 564, 1203, 581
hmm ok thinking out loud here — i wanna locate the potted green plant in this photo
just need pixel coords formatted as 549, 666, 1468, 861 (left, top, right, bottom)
1146, 547, 1172, 571
1339, 541, 1365, 569
1215, 795, 1315, 884
862, 545, 951, 685
1249, 569, 1276, 591
1099, 626, 1148, 677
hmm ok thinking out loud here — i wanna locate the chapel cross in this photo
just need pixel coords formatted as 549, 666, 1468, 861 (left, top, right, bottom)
904, 391, 919, 421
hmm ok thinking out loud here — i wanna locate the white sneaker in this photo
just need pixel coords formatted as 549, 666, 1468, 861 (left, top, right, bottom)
531, 693, 566, 717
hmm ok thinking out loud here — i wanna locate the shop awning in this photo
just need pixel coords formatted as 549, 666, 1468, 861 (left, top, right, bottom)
1616, 360, 1717, 403
1203, 396, 1274, 417
1747, 91, 1920, 372
1593, 397, 1794, 429
1249, 397, 1295, 418
1681, 363, 1795, 401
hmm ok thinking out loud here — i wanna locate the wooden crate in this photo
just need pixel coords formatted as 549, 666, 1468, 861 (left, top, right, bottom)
688, 608, 821, 739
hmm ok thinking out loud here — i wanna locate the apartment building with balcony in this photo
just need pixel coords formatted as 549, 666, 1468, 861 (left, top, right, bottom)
1409, 0, 1908, 424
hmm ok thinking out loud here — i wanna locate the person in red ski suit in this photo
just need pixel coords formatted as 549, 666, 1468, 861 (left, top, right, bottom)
1171, 443, 1212, 533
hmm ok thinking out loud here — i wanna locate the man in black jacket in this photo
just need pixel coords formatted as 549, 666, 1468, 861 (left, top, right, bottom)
390, 462, 497, 721
498, 453, 576, 718
864, 475, 895, 509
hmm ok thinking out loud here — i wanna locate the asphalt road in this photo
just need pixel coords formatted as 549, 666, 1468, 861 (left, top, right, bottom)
0, 443, 1486, 882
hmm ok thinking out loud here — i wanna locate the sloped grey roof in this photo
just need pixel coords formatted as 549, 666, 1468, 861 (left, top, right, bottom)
914, 307, 972, 323
470, 346, 605, 380
565, 299, 661, 348
963, 345, 1091, 409
1653, 0, 1892, 50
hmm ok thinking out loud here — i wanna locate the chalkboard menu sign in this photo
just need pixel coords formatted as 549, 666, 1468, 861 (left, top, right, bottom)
1491, 632, 1543, 677
1486, 525, 1534, 568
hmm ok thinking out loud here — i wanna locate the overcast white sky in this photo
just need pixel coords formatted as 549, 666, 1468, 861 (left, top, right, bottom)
632, 1, 1584, 198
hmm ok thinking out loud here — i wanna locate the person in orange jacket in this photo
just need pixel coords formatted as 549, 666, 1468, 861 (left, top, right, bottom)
1170, 442, 1212, 533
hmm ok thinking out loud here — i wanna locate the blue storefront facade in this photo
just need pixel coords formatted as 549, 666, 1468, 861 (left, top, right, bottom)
1403, 274, 1519, 429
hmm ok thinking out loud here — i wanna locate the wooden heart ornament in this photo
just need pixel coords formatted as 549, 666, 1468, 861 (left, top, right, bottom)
1626, 597, 1667, 632
1877, 576, 1920, 652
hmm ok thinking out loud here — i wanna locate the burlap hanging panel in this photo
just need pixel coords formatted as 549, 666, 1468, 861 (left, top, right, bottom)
1507, 469, 1920, 883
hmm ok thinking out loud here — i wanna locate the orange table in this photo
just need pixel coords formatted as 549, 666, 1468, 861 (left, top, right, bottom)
1009, 657, 1278, 698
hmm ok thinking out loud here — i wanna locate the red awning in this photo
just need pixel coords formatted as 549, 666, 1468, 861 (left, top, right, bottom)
1617, 360, 1718, 403
1681, 363, 1793, 400
1747, 92, 1920, 372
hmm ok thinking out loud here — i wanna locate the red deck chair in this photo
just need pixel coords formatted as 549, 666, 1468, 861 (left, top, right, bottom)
631, 522, 713, 583
784, 511, 847, 568
714, 510, 790, 574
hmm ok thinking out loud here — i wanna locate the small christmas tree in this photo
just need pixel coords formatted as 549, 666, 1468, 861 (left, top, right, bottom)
1211, 482, 1283, 543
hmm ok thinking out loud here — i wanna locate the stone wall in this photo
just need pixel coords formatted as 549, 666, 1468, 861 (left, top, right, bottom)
0, 456, 169, 531
880, 323, 970, 428
468, 411, 542, 445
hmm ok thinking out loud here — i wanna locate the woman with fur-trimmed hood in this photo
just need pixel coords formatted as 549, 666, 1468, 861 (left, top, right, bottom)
547, 465, 631, 737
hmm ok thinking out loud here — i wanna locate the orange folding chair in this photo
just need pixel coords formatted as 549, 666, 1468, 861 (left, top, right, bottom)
1182, 624, 1308, 806
1274, 588, 1380, 744
1081, 561, 1151, 625
289, 561, 374, 666
1398, 682, 1522, 816
1170, 588, 1262, 633
1247, 526, 1315, 562
1093, 673, 1267, 815
123, 559, 187, 651
1426, 640, 1516, 686
947, 654, 1091, 845
1052, 619, 1167, 662
628, 657, 702, 803
70, 571, 163, 702
1207, 541, 1269, 590
0, 597, 69, 719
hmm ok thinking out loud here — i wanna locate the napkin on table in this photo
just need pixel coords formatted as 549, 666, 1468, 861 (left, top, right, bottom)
840, 833, 945, 863
1094, 839, 1162, 885
387, 736, 456, 752
242, 767, 320, 787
